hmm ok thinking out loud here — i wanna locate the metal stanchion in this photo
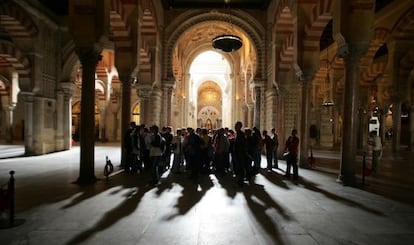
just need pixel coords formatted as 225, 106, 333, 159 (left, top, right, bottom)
8, 170, 14, 226
362, 153, 366, 186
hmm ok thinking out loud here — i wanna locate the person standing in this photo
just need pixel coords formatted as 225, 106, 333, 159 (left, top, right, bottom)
162, 126, 174, 170
149, 125, 165, 186
171, 128, 184, 173
233, 121, 252, 186
185, 127, 202, 182
370, 130, 382, 174
271, 128, 279, 169
284, 129, 299, 180
262, 130, 274, 172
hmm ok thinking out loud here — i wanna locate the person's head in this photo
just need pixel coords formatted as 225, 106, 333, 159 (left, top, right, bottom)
235, 121, 243, 131
130, 121, 136, 128
245, 128, 252, 136
262, 130, 268, 136
271, 128, 276, 133
291, 129, 297, 136
151, 125, 159, 133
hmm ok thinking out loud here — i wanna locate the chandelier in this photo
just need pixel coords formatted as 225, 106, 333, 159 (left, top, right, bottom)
322, 45, 334, 107
212, 34, 242, 52
212, 0, 242, 52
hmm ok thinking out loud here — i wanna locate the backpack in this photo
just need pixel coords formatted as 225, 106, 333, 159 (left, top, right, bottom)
152, 134, 166, 152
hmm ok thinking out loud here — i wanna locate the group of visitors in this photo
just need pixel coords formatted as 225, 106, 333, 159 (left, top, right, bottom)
124, 121, 300, 186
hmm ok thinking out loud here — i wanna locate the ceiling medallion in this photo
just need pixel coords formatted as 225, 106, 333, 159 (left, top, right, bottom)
212, 34, 242, 52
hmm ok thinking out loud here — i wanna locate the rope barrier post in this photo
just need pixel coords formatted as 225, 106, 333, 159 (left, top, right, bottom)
362, 153, 366, 187
8, 170, 15, 226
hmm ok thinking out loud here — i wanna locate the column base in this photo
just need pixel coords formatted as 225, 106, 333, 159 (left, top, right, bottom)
337, 173, 356, 187
74, 176, 98, 186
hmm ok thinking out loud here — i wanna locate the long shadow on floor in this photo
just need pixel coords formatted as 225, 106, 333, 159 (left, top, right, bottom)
66, 173, 154, 245
295, 177, 385, 216
164, 172, 214, 220
260, 170, 290, 190
243, 183, 291, 245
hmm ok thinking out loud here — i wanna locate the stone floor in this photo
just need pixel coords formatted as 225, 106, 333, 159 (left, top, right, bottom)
0, 143, 413, 245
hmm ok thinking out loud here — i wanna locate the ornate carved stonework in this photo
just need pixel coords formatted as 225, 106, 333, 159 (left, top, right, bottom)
136, 84, 153, 100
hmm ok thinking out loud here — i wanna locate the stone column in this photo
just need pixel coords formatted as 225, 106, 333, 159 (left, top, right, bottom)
246, 103, 254, 128
151, 87, 162, 125
391, 98, 402, 157
21, 92, 34, 155
75, 47, 101, 184
3, 104, 15, 143
119, 74, 131, 168
339, 44, 367, 185
410, 105, 414, 152
136, 84, 153, 126
299, 74, 313, 168
61, 82, 76, 149
162, 83, 174, 127
253, 85, 262, 128
99, 106, 106, 141
55, 90, 65, 150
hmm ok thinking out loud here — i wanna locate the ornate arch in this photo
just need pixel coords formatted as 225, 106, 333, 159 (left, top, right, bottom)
303, 0, 334, 51
398, 49, 414, 83
361, 28, 391, 65
163, 9, 266, 82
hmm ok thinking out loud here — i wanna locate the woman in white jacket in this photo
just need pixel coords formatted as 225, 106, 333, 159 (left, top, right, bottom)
149, 125, 165, 186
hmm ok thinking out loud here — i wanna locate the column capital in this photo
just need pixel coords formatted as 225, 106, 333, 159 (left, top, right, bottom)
60, 82, 77, 97
136, 84, 153, 100
20, 91, 35, 102
3, 104, 15, 111
75, 46, 102, 67
162, 81, 175, 90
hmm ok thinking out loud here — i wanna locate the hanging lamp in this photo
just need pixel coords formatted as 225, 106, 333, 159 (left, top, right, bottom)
322, 45, 334, 107
212, 0, 242, 52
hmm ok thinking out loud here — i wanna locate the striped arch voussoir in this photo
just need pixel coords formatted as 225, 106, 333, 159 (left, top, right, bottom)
110, 0, 132, 50
303, 0, 333, 51
398, 50, 414, 80
0, 41, 31, 78
0, 1, 38, 39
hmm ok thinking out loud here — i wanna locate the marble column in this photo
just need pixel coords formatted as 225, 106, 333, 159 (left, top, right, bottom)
136, 84, 153, 126
253, 85, 262, 128
3, 104, 15, 143
299, 74, 313, 168
391, 99, 402, 157
61, 82, 75, 150
151, 87, 162, 125
410, 105, 414, 152
119, 74, 131, 168
339, 44, 367, 186
162, 83, 174, 127
75, 47, 101, 184
55, 90, 65, 150
21, 92, 34, 155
